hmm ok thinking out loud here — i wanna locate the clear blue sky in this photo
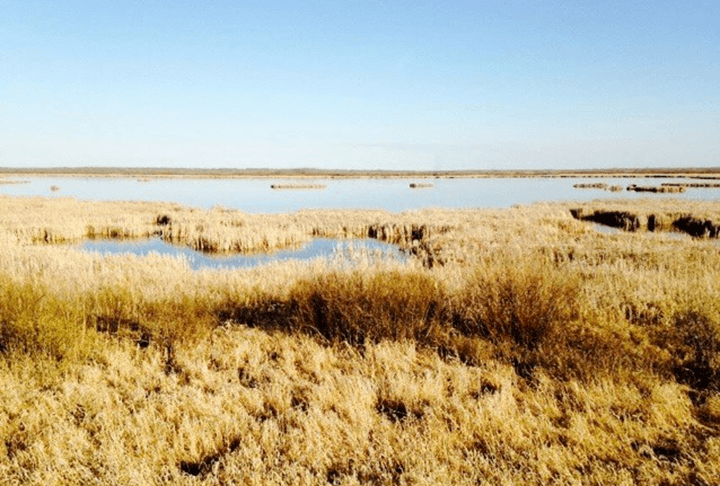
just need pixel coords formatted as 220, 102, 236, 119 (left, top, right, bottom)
2, 0, 718, 170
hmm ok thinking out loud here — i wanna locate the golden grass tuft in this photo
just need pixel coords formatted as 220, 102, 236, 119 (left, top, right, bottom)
289, 270, 444, 345
0, 275, 96, 361
452, 256, 579, 351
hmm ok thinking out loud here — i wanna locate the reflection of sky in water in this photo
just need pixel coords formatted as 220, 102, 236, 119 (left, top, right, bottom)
78, 238, 406, 271
3, 177, 720, 212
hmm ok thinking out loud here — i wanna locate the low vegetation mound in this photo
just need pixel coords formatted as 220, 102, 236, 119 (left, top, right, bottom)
627, 184, 686, 193
571, 203, 720, 239
270, 183, 326, 189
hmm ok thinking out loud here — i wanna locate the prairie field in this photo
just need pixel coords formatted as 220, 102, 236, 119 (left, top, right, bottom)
1, 195, 720, 485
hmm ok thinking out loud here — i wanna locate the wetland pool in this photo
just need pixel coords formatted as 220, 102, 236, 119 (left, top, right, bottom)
78, 237, 407, 270
3, 176, 720, 212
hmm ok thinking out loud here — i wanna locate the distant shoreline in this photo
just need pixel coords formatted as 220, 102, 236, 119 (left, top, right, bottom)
1, 166, 720, 180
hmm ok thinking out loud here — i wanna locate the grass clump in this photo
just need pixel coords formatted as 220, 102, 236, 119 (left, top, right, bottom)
0, 276, 95, 362
289, 270, 444, 346
444, 256, 609, 381
651, 310, 720, 400
452, 257, 579, 351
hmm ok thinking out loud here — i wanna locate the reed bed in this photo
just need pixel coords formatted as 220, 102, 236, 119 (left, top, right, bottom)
627, 184, 686, 193
662, 182, 720, 188
1, 196, 720, 484
573, 182, 609, 189
270, 184, 327, 189
0, 196, 456, 255
573, 182, 624, 192
0, 179, 29, 185
570, 199, 720, 237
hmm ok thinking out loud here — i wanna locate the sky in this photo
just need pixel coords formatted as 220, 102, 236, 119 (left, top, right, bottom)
1, 0, 718, 171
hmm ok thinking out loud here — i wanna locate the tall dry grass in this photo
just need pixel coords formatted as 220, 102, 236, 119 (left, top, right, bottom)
0, 196, 452, 255
0, 196, 720, 484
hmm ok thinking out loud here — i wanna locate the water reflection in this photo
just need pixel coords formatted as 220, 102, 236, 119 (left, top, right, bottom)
79, 237, 406, 270
591, 223, 622, 235
590, 223, 703, 242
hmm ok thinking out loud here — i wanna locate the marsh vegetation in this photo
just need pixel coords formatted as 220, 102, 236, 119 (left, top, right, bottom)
627, 184, 686, 193
270, 184, 327, 190
1, 196, 720, 484
573, 182, 624, 192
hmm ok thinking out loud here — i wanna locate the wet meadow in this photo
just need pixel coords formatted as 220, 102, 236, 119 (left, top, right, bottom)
1, 174, 720, 484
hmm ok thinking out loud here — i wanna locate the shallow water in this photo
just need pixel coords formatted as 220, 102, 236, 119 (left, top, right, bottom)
78, 237, 407, 270
589, 223, 715, 245
3, 176, 720, 212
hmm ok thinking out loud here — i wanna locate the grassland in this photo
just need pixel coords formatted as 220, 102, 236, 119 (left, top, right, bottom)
1, 195, 720, 484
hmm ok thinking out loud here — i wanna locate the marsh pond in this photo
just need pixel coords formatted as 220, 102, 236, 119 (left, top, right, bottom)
7, 175, 720, 267
3, 176, 720, 213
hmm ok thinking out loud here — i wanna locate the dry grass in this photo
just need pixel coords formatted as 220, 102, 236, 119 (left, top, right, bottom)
1, 196, 720, 484
0, 196, 452, 254
627, 184, 686, 193
270, 184, 326, 189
